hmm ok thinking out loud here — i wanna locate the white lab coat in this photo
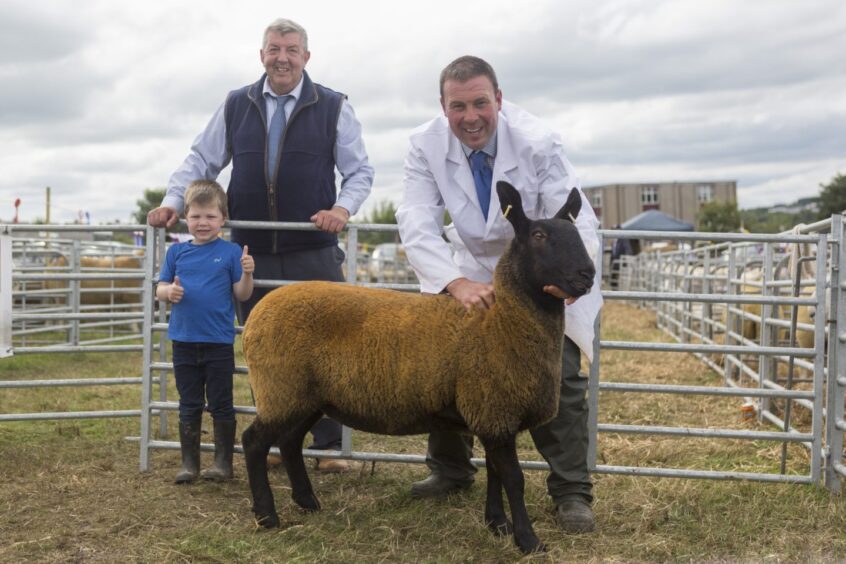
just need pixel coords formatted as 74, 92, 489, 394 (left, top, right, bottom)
396, 100, 603, 361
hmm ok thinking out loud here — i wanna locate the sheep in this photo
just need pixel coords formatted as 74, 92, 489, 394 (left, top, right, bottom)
44, 253, 145, 332
736, 266, 765, 343
241, 181, 596, 555
45, 254, 144, 306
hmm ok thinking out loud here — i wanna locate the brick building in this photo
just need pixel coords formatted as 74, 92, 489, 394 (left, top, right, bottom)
582, 181, 737, 229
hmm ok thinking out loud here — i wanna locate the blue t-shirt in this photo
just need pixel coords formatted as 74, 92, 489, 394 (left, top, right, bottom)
158, 237, 243, 344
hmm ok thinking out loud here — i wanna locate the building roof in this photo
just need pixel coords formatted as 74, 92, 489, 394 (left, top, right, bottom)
620, 210, 694, 231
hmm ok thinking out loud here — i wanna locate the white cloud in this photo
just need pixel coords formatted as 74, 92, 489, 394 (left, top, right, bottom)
1, 0, 844, 223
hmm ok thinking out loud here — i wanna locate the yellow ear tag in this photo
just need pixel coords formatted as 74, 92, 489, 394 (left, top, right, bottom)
503, 204, 513, 219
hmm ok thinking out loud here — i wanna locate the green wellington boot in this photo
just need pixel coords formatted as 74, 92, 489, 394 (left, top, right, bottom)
175, 420, 202, 484
201, 419, 236, 481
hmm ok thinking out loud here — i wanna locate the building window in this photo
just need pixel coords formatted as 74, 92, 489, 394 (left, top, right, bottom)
641, 186, 659, 210
697, 184, 714, 203
588, 190, 602, 217
589, 190, 602, 208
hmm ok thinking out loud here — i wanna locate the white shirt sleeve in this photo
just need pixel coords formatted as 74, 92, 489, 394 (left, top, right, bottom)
334, 100, 374, 216
163, 101, 231, 214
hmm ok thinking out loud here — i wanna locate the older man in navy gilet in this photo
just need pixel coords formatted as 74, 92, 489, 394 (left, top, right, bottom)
149, 18, 374, 473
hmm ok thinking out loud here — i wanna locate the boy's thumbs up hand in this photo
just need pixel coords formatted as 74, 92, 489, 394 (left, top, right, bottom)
241, 245, 255, 274
168, 275, 184, 303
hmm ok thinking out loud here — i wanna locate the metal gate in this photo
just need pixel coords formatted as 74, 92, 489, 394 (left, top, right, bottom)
2, 218, 843, 492
597, 226, 831, 486
0, 224, 149, 423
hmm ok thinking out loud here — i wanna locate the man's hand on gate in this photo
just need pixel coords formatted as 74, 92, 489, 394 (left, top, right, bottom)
311, 206, 350, 234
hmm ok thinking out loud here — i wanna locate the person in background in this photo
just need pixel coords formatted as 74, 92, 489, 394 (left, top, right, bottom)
148, 18, 375, 473
396, 55, 603, 533
156, 180, 254, 484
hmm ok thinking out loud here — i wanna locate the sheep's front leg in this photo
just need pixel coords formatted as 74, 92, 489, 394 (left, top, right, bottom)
242, 420, 280, 528
483, 453, 512, 536
480, 436, 546, 554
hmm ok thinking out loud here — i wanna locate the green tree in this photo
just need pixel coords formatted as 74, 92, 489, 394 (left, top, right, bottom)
134, 188, 187, 232
739, 210, 790, 233
697, 200, 740, 232
351, 200, 453, 248
354, 200, 400, 247
817, 173, 846, 219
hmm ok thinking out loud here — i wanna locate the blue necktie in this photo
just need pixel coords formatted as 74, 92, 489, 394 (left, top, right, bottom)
470, 150, 493, 219
266, 94, 291, 178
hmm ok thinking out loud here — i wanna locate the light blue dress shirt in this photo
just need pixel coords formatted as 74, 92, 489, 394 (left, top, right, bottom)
163, 75, 374, 216
460, 132, 498, 162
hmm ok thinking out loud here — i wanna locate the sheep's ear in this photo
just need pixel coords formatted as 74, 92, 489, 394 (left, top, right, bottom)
554, 188, 582, 223
496, 181, 529, 235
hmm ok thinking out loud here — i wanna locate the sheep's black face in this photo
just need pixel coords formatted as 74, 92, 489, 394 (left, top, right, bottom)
527, 217, 595, 299
497, 182, 595, 303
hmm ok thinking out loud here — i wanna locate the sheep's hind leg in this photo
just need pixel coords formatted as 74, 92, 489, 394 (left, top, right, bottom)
242, 419, 281, 528
281, 411, 324, 512
483, 452, 512, 536
480, 436, 546, 555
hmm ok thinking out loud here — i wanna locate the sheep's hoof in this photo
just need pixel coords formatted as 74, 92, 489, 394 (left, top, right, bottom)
293, 492, 321, 512
515, 534, 546, 555
254, 512, 280, 529
486, 517, 513, 537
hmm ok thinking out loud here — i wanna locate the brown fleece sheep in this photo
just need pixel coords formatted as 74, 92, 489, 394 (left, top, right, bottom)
241, 182, 596, 555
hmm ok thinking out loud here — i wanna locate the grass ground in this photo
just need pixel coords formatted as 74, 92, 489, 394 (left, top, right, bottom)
1, 301, 844, 562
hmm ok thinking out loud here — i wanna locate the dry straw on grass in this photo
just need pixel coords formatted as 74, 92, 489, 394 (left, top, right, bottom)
0, 301, 844, 562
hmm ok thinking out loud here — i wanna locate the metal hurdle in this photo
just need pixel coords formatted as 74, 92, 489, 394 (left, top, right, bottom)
3, 217, 843, 492
610, 223, 843, 491
0, 224, 151, 423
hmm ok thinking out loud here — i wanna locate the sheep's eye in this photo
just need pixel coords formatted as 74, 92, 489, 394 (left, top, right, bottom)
532, 230, 546, 240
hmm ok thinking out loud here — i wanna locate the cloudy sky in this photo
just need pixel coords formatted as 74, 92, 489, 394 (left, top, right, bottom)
1, 0, 844, 224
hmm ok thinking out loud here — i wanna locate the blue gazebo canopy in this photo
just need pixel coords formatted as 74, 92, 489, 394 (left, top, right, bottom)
620, 210, 694, 231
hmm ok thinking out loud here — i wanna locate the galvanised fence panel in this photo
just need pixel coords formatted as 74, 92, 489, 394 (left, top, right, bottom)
4, 217, 843, 492
0, 224, 151, 423
608, 222, 842, 491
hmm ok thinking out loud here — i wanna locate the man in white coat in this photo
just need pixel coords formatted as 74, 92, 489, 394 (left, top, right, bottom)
396, 56, 602, 533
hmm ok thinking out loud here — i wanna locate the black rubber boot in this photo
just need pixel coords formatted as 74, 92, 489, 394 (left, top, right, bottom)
175, 420, 202, 484
201, 419, 236, 481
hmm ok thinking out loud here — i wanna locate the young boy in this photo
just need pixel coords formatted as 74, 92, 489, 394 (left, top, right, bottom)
156, 180, 255, 483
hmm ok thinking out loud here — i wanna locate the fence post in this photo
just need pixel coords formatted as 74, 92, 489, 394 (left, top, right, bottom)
826, 214, 845, 492
70, 239, 81, 346
587, 231, 604, 471
0, 231, 12, 358
703, 251, 713, 343
139, 225, 157, 471
155, 229, 169, 439
723, 244, 737, 386
759, 243, 775, 418
810, 233, 828, 484
340, 226, 360, 456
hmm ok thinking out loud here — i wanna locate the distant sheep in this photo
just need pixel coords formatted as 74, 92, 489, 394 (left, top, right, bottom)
46, 254, 144, 306
241, 182, 596, 554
